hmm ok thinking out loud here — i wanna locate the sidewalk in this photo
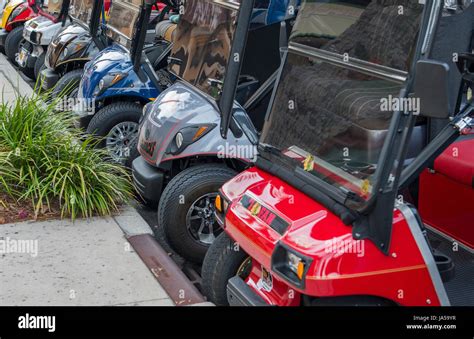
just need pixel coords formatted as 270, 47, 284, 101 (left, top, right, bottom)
0, 54, 175, 306
0, 54, 33, 102
0, 207, 174, 306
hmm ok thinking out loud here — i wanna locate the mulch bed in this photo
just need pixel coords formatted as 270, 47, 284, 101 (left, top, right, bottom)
0, 193, 62, 225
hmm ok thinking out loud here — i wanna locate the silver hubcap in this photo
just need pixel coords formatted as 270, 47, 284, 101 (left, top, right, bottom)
186, 193, 221, 245
106, 121, 139, 164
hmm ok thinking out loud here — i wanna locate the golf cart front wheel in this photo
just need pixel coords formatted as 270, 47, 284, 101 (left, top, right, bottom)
202, 232, 251, 306
86, 102, 142, 165
52, 69, 83, 99
4, 26, 23, 64
157, 165, 238, 264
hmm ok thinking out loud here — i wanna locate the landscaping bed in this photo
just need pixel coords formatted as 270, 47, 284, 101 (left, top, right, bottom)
0, 193, 61, 224
0, 94, 134, 223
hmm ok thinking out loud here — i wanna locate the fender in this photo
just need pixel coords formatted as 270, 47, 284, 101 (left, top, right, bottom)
220, 167, 449, 306
0, 0, 25, 29
138, 81, 257, 166
47, 24, 100, 70
79, 44, 160, 109
4, 1, 36, 31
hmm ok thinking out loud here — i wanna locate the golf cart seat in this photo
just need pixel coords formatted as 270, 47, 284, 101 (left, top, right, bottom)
434, 136, 474, 188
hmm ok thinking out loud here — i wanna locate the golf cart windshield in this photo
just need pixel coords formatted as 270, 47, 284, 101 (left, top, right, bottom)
69, 0, 94, 23
260, 0, 425, 210
168, 0, 240, 99
107, 0, 143, 47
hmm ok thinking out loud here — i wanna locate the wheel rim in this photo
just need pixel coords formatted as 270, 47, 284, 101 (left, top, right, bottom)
106, 121, 139, 164
237, 257, 252, 278
185, 193, 222, 245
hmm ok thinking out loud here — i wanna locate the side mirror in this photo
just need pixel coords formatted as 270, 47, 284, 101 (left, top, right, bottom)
413, 60, 451, 119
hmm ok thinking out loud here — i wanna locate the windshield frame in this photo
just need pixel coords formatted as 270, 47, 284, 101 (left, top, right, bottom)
259, 0, 441, 214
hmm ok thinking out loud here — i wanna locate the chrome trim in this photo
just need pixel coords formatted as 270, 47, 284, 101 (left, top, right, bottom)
212, 0, 240, 11
424, 223, 474, 254
397, 203, 451, 306
288, 42, 408, 83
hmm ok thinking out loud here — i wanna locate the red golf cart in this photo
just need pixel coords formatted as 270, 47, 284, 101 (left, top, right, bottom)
202, 0, 474, 306
2, 0, 48, 63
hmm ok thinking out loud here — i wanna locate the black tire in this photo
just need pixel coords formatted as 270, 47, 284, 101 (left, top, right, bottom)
157, 165, 237, 264
86, 102, 142, 164
202, 233, 250, 306
34, 52, 46, 80
52, 69, 83, 99
5, 26, 24, 65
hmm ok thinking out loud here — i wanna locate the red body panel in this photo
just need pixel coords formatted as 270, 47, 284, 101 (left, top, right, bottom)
5, 3, 37, 31
222, 168, 441, 306
419, 138, 474, 250
419, 170, 474, 249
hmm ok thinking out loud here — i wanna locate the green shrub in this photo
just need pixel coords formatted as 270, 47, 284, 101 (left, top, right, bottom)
0, 94, 133, 220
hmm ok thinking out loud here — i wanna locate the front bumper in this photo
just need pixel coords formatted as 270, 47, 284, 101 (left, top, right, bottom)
0, 28, 8, 46
17, 48, 37, 69
132, 156, 165, 203
39, 67, 60, 90
227, 276, 268, 306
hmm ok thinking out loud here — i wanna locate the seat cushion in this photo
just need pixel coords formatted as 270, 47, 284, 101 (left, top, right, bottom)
434, 136, 474, 187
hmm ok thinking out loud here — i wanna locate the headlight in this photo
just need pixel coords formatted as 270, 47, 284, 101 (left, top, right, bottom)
169, 124, 217, 154
57, 42, 88, 64
94, 72, 127, 96
175, 132, 184, 149
272, 243, 311, 289
287, 252, 305, 280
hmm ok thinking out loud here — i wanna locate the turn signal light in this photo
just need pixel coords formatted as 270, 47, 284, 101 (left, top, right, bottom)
215, 195, 223, 213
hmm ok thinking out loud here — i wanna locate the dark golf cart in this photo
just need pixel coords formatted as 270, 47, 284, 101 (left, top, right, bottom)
132, 0, 297, 263
76, 0, 179, 164
39, 0, 110, 94
201, 0, 474, 306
